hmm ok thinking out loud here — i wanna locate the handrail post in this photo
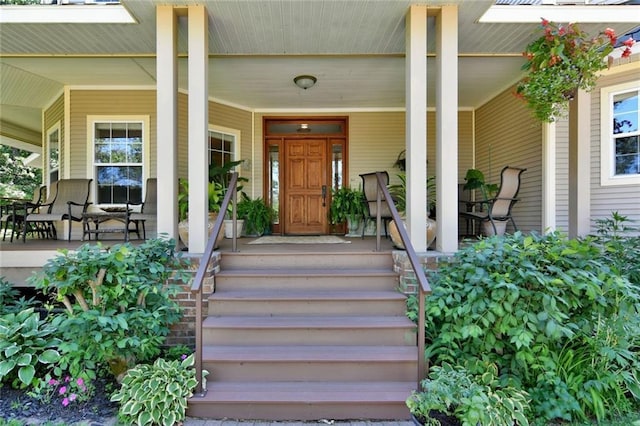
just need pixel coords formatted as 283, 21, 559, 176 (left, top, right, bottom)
418, 288, 425, 387
232, 186, 238, 252
194, 284, 203, 395
375, 185, 382, 252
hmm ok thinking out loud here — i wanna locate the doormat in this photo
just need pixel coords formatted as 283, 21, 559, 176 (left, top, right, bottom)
248, 236, 351, 245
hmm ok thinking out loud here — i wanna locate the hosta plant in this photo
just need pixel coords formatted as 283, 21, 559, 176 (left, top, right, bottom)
0, 308, 60, 388
110, 354, 206, 426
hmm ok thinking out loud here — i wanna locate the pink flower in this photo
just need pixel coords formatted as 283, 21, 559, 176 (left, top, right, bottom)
181, 354, 188, 360
76, 378, 84, 387
62, 398, 70, 407
65, 376, 71, 382
59, 386, 67, 395
69, 393, 77, 401
48, 378, 59, 386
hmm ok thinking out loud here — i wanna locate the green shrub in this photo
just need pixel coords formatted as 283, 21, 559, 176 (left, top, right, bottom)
110, 354, 204, 426
31, 238, 190, 379
0, 308, 60, 388
421, 231, 640, 424
0, 277, 41, 316
594, 211, 640, 287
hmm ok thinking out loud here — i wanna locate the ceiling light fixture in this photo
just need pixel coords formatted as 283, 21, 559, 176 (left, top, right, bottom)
293, 75, 317, 90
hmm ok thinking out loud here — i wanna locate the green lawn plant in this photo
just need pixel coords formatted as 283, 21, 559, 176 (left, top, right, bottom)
0, 308, 60, 388
30, 238, 190, 380
110, 354, 205, 426
415, 227, 640, 424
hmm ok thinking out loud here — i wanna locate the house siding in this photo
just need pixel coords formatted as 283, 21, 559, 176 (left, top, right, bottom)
475, 85, 542, 233
43, 95, 64, 188
69, 90, 157, 180
589, 66, 640, 231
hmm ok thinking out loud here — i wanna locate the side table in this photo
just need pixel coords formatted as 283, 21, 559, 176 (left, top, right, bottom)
82, 210, 131, 241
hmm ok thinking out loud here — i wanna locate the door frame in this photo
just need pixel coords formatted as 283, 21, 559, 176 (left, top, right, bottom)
263, 116, 349, 235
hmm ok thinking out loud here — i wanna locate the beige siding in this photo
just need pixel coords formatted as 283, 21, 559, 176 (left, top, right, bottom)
43, 95, 64, 183
589, 67, 640, 231
69, 90, 157, 179
475, 85, 542, 233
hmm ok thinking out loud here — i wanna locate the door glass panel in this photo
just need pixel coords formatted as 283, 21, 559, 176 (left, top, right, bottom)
331, 143, 343, 191
269, 144, 280, 225
48, 129, 59, 185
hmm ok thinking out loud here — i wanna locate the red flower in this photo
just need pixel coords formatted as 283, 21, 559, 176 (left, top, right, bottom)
605, 28, 616, 38
623, 38, 635, 48
558, 27, 566, 36
622, 48, 632, 58
541, 19, 549, 27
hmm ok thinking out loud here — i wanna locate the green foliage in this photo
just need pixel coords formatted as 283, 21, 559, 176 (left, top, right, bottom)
30, 239, 189, 379
329, 186, 366, 225
28, 373, 95, 407
178, 179, 225, 221
237, 194, 274, 236
407, 362, 530, 426
162, 344, 193, 362
421, 231, 640, 424
462, 168, 498, 200
110, 354, 204, 426
594, 211, 640, 287
387, 172, 436, 215
0, 278, 42, 316
0, 145, 41, 199
0, 308, 61, 388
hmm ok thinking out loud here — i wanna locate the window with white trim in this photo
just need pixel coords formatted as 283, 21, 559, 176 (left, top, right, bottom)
92, 120, 144, 204
46, 124, 60, 186
600, 82, 640, 186
208, 127, 240, 170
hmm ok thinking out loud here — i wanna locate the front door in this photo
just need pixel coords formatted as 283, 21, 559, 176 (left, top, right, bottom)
284, 138, 327, 234
264, 117, 347, 236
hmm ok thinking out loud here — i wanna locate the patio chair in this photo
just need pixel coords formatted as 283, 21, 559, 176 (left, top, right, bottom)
460, 166, 526, 236
22, 179, 92, 242
360, 171, 393, 238
126, 178, 157, 240
1, 186, 47, 242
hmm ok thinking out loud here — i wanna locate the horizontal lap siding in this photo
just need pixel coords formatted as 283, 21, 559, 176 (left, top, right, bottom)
589, 67, 640, 231
69, 90, 157, 179
475, 85, 542, 234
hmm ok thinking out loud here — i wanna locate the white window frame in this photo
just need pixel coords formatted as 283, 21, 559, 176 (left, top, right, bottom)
208, 125, 241, 168
46, 122, 61, 188
600, 81, 640, 186
87, 115, 150, 206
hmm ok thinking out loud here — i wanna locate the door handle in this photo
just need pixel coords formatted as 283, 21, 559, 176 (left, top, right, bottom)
321, 185, 327, 207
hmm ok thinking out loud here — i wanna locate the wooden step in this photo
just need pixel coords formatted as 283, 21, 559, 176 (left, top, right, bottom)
202, 345, 418, 382
202, 315, 417, 346
220, 251, 394, 270
214, 269, 399, 291
208, 290, 407, 316
187, 381, 415, 420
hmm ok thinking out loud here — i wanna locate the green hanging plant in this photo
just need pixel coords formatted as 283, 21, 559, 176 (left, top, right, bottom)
516, 19, 635, 122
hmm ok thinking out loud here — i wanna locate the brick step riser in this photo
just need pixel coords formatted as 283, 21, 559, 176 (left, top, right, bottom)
187, 401, 410, 421
214, 275, 399, 291
220, 253, 394, 271
207, 299, 407, 316
202, 360, 417, 382
203, 328, 417, 346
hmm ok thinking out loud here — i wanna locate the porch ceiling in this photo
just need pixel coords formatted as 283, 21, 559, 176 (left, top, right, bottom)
0, 0, 638, 139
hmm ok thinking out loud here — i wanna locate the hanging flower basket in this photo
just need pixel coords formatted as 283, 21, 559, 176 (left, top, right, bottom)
515, 19, 635, 122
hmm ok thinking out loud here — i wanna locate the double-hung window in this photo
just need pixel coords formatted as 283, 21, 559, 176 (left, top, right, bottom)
208, 126, 240, 170
601, 82, 640, 186
91, 118, 146, 205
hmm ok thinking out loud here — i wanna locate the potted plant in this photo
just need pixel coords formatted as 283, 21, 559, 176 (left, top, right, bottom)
177, 179, 225, 248
387, 173, 436, 249
462, 169, 507, 236
237, 194, 274, 237
515, 19, 634, 122
328, 186, 367, 235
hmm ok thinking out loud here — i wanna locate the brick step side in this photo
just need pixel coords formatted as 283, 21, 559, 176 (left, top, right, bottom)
202, 315, 417, 346
208, 290, 407, 316
202, 345, 418, 382
186, 381, 414, 421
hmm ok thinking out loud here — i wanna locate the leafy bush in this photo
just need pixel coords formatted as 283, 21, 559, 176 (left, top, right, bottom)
0, 277, 41, 316
110, 354, 203, 426
420, 231, 640, 424
31, 238, 190, 379
594, 211, 640, 287
0, 308, 60, 388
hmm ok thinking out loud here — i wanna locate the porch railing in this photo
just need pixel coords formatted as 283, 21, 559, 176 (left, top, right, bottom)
370, 171, 432, 385
191, 172, 239, 395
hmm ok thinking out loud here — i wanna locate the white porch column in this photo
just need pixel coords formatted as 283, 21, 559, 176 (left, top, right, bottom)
568, 89, 591, 238
156, 6, 178, 242
187, 5, 209, 254
435, 5, 458, 253
405, 5, 428, 251
542, 121, 556, 233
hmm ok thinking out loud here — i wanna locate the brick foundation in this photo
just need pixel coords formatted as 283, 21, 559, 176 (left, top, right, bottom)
391, 250, 453, 295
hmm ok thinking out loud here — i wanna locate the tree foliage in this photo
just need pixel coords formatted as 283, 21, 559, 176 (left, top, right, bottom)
0, 145, 41, 199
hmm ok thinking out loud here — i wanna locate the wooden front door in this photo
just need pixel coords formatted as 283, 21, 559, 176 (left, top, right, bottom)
283, 138, 328, 234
